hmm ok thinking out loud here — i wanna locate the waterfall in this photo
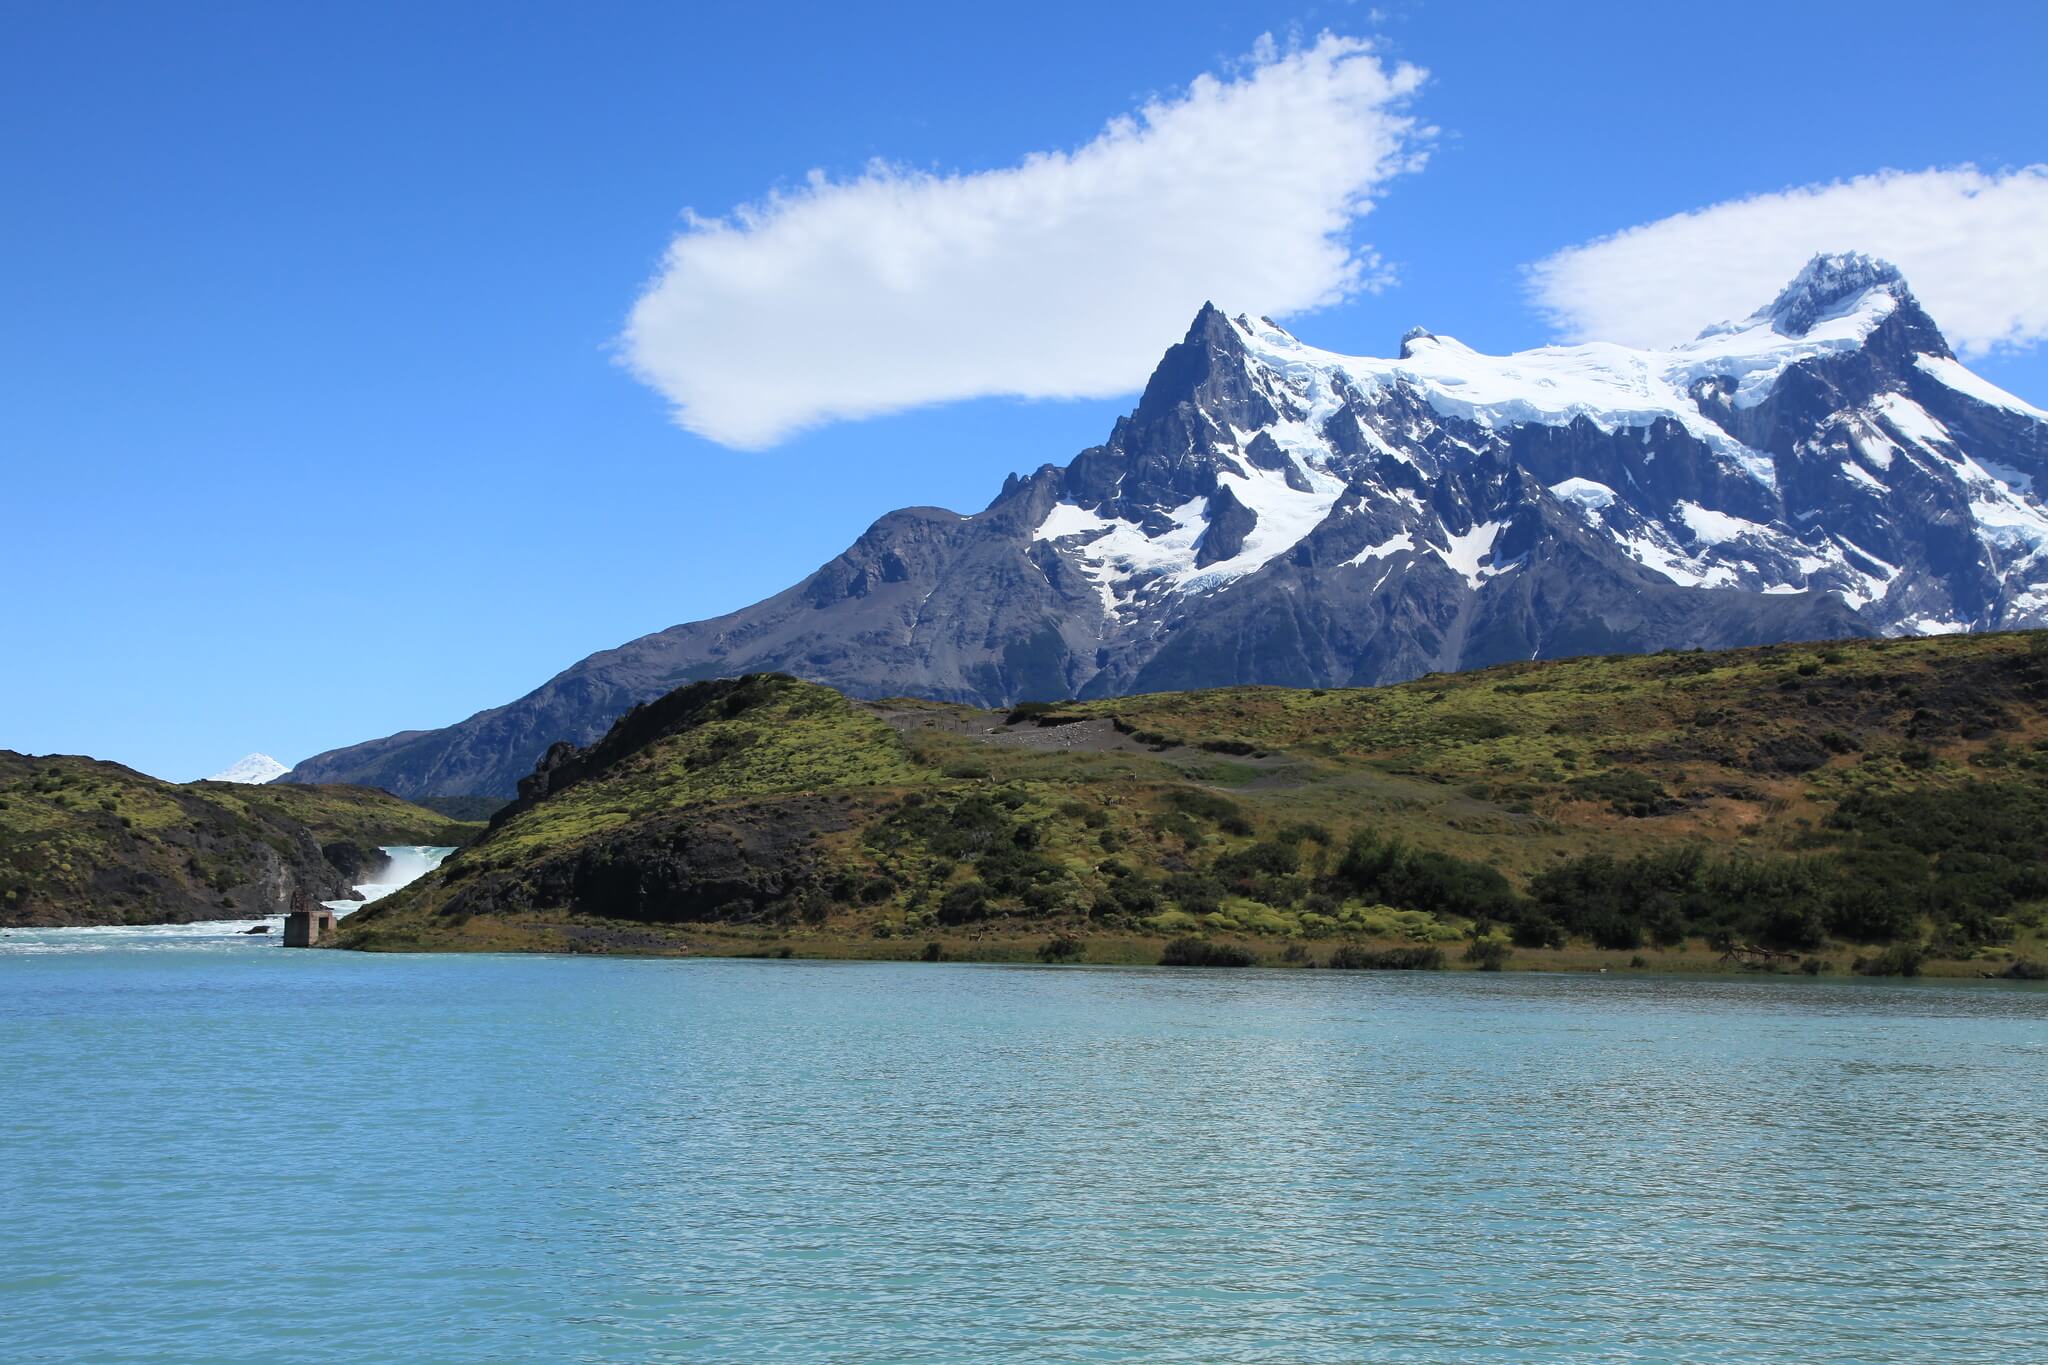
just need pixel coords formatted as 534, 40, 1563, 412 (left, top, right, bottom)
338, 845, 458, 908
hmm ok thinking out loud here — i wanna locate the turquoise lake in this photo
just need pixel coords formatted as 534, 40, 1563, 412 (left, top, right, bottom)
2, 928, 2043, 1362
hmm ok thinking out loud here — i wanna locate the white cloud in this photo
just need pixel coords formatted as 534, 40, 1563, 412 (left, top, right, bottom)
1527, 166, 2048, 356
622, 35, 1427, 448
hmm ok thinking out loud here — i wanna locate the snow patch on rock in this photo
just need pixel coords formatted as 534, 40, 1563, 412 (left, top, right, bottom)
1549, 477, 1617, 512
1345, 531, 1415, 567
1915, 354, 2048, 422
1433, 521, 1509, 589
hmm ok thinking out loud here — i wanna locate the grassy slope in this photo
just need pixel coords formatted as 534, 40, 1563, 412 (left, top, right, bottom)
190, 781, 479, 849
0, 753, 482, 926
336, 633, 2048, 976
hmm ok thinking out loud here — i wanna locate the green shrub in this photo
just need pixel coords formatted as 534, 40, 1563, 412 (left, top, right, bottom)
1438, 714, 1514, 741
936, 881, 991, 925
1159, 937, 1257, 968
1166, 788, 1252, 835
1463, 938, 1512, 971
1529, 846, 1830, 952
1151, 811, 1205, 849
1162, 871, 1226, 917
1006, 701, 1074, 725
1818, 730, 1860, 754
1037, 933, 1085, 963
1334, 831, 1519, 921
975, 838, 1061, 899
1215, 840, 1300, 878
1853, 943, 1925, 977
1566, 769, 1680, 817
1327, 945, 1445, 970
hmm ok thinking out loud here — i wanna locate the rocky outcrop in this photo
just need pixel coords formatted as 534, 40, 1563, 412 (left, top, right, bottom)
427, 795, 848, 928
0, 753, 475, 927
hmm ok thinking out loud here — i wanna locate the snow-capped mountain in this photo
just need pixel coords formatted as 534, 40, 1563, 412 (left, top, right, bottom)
287, 254, 2048, 796
205, 753, 289, 784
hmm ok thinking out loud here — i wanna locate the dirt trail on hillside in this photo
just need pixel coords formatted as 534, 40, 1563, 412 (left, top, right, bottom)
863, 702, 1311, 782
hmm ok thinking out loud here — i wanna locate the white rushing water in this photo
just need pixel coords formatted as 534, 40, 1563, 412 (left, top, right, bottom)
1, 845, 457, 955
326, 844, 459, 910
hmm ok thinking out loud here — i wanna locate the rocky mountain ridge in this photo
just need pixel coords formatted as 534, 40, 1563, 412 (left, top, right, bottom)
288, 254, 2048, 797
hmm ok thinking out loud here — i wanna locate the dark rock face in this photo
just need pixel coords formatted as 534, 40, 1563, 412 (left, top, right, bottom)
320, 841, 381, 881
433, 795, 849, 927
286, 259, 2048, 798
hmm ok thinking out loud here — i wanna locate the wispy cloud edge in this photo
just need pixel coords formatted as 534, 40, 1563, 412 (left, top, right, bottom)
622, 34, 1428, 449
1526, 165, 2048, 355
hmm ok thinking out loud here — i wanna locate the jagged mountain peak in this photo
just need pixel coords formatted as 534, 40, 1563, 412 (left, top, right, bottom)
1760, 252, 1910, 337
1127, 300, 1277, 436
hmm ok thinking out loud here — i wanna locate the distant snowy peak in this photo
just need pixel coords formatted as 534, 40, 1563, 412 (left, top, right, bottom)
206, 753, 288, 784
1756, 251, 1910, 339
1229, 254, 1914, 442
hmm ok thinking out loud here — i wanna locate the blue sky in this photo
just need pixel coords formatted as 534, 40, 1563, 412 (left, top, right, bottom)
5, 1, 2045, 780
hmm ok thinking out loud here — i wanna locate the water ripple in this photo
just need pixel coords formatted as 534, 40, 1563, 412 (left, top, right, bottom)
0, 955, 2042, 1361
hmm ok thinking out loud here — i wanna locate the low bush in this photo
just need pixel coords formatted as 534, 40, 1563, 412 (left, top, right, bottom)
1463, 938, 1512, 971
1165, 789, 1254, 836
1037, 933, 1085, 963
1565, 769, 1681, 817
1162, 871, 1226, 917
936, 881, 991, 925
1327, 945, 1445, 971
1335, 831, 1520, 922
1852, 943, 1926, 977
1005, 701, 1083, 726
1159, 937, 1257, 968
1214, 839, 1300, 879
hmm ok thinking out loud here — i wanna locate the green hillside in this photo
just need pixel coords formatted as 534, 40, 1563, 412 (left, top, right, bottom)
0, 754, 482, 926
336, 632, 2048, 977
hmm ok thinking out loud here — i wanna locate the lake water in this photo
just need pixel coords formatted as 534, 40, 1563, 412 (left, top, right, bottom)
1, 935, 2042, 1363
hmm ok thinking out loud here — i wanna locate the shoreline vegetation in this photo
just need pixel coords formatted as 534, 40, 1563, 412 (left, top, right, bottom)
330, 631, 2048, 978
0, 756, 480, 927
326, 910, 2047, 980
